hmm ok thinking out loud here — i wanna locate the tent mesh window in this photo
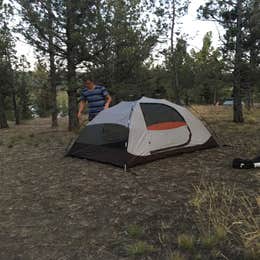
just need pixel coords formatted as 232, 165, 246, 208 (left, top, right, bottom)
140, 103, 186, 129
77, 124, 129, 149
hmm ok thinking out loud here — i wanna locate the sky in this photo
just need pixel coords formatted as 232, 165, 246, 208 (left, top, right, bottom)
181, 0, 224, 51
14, 0, 224, 68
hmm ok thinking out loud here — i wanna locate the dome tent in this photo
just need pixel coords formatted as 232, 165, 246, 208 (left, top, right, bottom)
67, 97, 218, 168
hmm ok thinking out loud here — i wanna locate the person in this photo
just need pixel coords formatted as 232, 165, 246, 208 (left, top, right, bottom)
77, 78, 112, 122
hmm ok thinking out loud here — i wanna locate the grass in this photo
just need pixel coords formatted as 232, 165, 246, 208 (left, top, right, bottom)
3, 131, 68, 149
200, 233, 218, 249
177, 234, 194, 251
126, 224, 144, 238
7, 134, 26, 147
168, 251, 186, 260
153, 178, 259, 259
1, 106, 259, 259
246, 116, 257, 124
121, 224, 157, 257
190, 182, 260, 258
126, 241, 157, 256
190, 106, 260, 134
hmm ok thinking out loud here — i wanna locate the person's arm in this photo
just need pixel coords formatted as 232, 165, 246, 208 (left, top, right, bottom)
102, 86, 112, 109
77, 100, 86, 119
104, 94, 112, 109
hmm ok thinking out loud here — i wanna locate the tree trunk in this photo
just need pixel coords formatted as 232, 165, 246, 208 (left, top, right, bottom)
7, 57, 20, 124
67, 54, 78, 131
248, 44, 257, 111
213, 85, 217, 105
67, 88, 78, 131
174, 62, 181, 104
250, 87, 254, 108
233, 0, 244, 122
248, 0, 260, 109
170, 0, 181, 104
47, 0, 58, 128
67, 61, 78, 131
184, 94, 189, 105
66, 0, 79, 131
0, 92, 9, 129
11, 71, 20, 125
245, 83, 252, 110
12, 89, 20, 125
50, 53, 58, 127
20, 77, 30, 119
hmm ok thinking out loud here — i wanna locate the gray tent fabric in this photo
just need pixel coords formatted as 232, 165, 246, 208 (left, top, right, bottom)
67, 97, 218, 167
88, 101, 136, 127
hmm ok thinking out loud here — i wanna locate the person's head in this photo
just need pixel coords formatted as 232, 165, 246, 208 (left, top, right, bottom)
85, 78, 95, 89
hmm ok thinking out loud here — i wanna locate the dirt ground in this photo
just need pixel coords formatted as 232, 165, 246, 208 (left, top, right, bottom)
0, 106, 259, 260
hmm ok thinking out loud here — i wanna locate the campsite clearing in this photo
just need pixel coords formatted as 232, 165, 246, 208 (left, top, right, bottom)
0, 106, 259, 260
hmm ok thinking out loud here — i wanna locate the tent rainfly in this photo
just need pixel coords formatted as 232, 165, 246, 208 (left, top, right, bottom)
67, 97, 218, 168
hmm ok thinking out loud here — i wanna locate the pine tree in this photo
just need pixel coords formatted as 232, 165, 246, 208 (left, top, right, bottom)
0, 1, 16, 128
198, 0, 252, 122
16, 0, 104, 130
16, 0, 59, 127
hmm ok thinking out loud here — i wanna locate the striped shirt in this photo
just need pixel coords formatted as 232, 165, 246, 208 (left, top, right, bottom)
80, 85, 109, 119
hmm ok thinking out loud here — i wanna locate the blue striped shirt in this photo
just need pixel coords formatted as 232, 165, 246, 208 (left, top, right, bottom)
80, 85, 109, 118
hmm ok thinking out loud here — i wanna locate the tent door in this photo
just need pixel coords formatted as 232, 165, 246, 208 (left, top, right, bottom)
140, 103, 192, 153
148, 125, 191, 153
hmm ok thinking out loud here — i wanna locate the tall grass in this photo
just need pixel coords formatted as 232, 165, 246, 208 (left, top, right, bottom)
190, 182, 260, 258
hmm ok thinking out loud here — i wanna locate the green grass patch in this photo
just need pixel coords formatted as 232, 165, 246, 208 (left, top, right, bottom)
7, 134, 26, 147
126, 224, 144, 238
194, 253, 203, 260
200, 234, 217, 249
126, 241, 157, 256
214, 225, 227, 241
191, 182, 259, 258
29, 133, 35, 138
245, 115, 257, 124
199, 226, 227, 249
168, 251, 186, 260
177, 234, 194, 251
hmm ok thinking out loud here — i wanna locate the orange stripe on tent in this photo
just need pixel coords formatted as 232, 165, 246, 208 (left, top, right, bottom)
147, 122, 187, 131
